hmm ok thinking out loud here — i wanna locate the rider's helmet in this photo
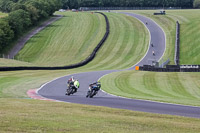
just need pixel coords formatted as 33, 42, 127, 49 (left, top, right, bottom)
96, 82, 101, 88
71, 76, 74, 81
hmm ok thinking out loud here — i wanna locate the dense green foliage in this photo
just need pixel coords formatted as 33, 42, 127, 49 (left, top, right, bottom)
0, 0, 196, 11
0, 12, 7, 17
61, 0, 194, 9
0, 0, 62, 13
193, 0, 200, 8
7, 9, 31, 36
0, 19, 14, 51
0, 0, 62, 52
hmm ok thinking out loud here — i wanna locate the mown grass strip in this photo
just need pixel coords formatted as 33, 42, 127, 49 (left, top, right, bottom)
15, 12, 106, 67
0, 12, 110, 71
100, 71, 200, 106
82, 12, 149, 70
0, 98, 200, 133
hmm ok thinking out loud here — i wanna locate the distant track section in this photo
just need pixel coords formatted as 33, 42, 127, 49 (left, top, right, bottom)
0, 12, 109, 71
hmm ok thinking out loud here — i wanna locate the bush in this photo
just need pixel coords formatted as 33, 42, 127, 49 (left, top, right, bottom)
8, 9, 31, 36
193, 0, 200, 8
0, 19, 14, 51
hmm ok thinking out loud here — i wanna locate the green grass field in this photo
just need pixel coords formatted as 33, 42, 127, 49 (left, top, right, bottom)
1, 98, 200, 133
125, 9, 200, 65
100, 71, 200, 106
0, 58, 33, 67
82, 12, 149, 70
15, 12, 106, 66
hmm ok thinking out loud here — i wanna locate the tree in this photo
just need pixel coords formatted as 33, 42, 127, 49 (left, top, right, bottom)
0, 19, 14, 51
0, 0, 15, 12
8, 9, 31, 36
25, 4, 39, 25
11, 3, 27, 11
193, 0, 200, 8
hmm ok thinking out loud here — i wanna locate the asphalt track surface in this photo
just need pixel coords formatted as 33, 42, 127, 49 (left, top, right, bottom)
38, 12, 200, 118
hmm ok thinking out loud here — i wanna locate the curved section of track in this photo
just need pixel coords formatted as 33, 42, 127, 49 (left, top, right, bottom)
37, 13, 200, 118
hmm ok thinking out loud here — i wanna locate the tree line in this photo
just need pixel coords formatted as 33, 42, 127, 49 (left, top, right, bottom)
0, 0, 62, 52
61, 0, 195, 9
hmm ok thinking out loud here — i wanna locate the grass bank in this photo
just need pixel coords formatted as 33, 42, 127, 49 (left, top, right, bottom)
82, 12, 149, 70
1, 12, 149, 69
100, 70, 200, 106
0, 98, 200, 132
15, 12, 106, 67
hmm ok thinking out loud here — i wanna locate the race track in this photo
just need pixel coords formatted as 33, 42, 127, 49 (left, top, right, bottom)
37, 12, 200, 118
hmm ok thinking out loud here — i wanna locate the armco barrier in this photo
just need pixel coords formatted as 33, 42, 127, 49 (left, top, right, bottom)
0, 12, 109, 71
139, 65, 200, 72
174, 21, 180, 65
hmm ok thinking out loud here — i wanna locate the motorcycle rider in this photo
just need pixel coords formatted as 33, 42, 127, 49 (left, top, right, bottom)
86, 82, 101, 97
68, 76, 74, 83
73, 80, 80, 93
67, 76, 75, 88
66, 76, 79, 95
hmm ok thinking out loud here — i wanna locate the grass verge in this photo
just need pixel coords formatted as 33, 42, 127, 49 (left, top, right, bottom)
0, 98, 200, 132
100, 70, 200, 106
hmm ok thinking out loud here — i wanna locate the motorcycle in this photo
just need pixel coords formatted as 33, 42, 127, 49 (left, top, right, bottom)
86, 82, 101, 98
65, 83, 77, 96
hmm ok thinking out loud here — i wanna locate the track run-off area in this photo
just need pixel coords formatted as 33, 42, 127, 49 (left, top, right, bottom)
30, 12, 200, 118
